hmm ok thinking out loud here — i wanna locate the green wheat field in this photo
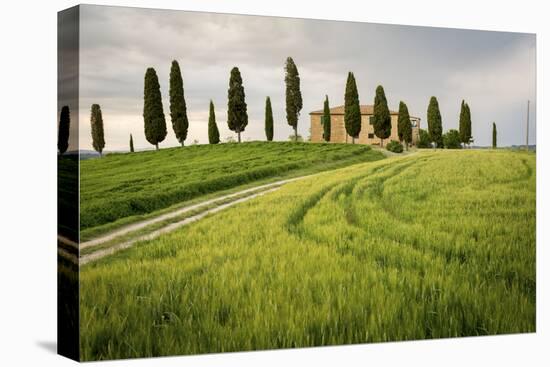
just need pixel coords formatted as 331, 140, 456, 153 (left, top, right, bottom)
79, 148, 535, 360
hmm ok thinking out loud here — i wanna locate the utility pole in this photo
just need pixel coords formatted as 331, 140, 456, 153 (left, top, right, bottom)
526, 100, 530, 151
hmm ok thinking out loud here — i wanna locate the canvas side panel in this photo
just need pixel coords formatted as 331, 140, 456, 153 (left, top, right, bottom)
57, 5, 80, 362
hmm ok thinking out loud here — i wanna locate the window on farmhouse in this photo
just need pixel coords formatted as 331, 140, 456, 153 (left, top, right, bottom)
368, 133, 374, 139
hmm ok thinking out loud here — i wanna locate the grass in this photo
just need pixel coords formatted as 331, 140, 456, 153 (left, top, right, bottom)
80, 142, 384, 234
79, 150, 535, 360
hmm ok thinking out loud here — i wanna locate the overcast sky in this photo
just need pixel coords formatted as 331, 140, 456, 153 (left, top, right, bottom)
73, 5, 536, 151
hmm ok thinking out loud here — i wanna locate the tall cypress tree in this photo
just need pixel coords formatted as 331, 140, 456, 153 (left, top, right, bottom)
143, 67, 167, 150
427, 96, 443, 148
129, 134, 134, 152
227, 67, 248, 142
208, 100, 220, 144
58, 105, 70, 155
285, 57, 303, 141
459, 100, 467, 147
492, 122, 497, 149
265, 96, 274, 141
344, 72, 361, 143
90, 104, 105, 157
464, 103, 472, 147
169, 60, 189, 147
373, 85, 391, 147
398, 101, 412, 150
322, 95, 331, 142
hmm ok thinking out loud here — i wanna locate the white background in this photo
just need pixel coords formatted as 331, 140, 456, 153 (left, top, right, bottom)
0, 0, 547, 365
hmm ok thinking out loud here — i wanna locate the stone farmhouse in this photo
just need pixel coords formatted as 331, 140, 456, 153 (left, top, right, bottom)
309, 105, 420, 146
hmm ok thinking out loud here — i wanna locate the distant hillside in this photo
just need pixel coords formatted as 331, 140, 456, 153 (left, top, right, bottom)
469, 145, 536, 150
78, 150, 100, 160
510, 144, 536, 151
61, 150, 99, 159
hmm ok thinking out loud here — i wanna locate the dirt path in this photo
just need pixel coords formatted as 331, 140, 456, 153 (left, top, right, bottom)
80, 186, 281, 265
57, 235, 78, 263
80, 176, 311, 251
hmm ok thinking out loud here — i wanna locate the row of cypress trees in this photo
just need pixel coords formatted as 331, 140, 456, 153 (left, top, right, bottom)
322, 76, 475, 151
57, 98, 494, 155
427, 97, 474, 149
56, 68, 413, 155
57, 57, 303, 154
421, 114, 496, 150
141, 58, 301, 149
56, 84, 273, 156
57, 56, 480, 155
327, 72, 412, 149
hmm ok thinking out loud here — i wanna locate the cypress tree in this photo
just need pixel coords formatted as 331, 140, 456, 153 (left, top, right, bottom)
90, 104, 105, 157
344, 72, 361, 143
169, 60, 189, 147
58, 105, 70, 155
129, 134, 134, 152
143, 67, 167, 150
492, 122, 497, 149
285, 57, 303, 141
459, 100, 467, 147
397, 101, 412, 150
373, 85, 391, 147
322, 95, 331, 142
427, 96, 443, 148
227, 67, 248, 142
265, 96, 274, 141
464, 103, 472, 147
208, 100, 220, 144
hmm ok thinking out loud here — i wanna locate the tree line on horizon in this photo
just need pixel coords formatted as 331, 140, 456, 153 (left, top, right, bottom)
57, 57, 499, 155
